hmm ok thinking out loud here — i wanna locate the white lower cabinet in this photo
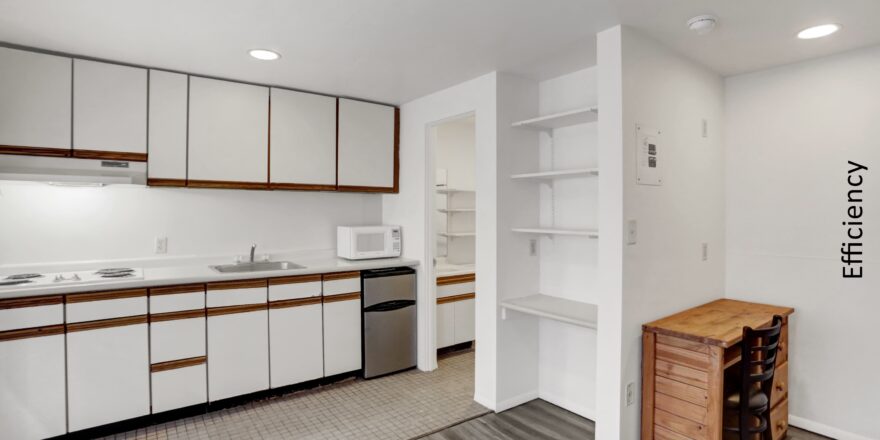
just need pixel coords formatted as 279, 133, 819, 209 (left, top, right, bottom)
269, 302, 324, 387
207, 309, 269, 401
67, 322, 150, 432
453, 299, 476, 344
151, 317, 206, 363
151, 364, 208, 413
322, 297, 362, 376
436, 302, 455, 349
0, 333, 67, 440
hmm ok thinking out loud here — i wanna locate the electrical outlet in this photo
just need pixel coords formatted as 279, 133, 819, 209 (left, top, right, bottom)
626, 220, 637, 245
702, 242, 708, 261
626, 382, 635, 406
529, 239, 538, 256
155, 236, 168, 254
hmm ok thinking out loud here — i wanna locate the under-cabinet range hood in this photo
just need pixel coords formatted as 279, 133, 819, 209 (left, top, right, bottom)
0, 154, 146, 186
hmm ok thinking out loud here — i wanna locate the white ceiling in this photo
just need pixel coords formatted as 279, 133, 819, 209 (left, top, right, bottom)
0, 0, 615, 105
612, 0, 880, 76
1, 1, 879, 106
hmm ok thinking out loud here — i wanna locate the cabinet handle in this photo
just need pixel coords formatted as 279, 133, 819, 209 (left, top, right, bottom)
776, 382, 785, 392
777, 421, 787, 431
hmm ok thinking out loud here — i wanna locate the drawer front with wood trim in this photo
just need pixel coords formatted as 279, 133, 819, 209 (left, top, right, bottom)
770, 397, 788, 440
322, 293, 362, 376
269, 298, 324, 388
66, 289, 148, 323
0, 47, 72, 154
322, 272, 360, 296
337, 98, 398, 192
437, 280, 475, 299
67, 319, 150, 432
73, 59, 147, 157
148, 70, 188, 184
776, 322, 788, 367
206, 280, 268, 308
269, 88, 337, 189
151, 359, 207, 413
207, 308, 269, 401
269, 274, 322, 301
0, 330, 67, 440
771, 362, 788, 409
0, 295, 64, 332
151, 316, 206, 364
150, 285, 205, 313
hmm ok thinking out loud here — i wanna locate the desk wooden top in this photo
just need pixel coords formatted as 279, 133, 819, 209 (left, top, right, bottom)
642, 299, 794, 348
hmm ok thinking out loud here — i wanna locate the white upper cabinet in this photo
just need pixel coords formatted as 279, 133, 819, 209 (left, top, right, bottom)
73, 59, 147, 156
0, 47, 72, 152
188, 77, 268, 185
148, 70, 188, 183
269, 89, 336, 188
337, 98, 397, 191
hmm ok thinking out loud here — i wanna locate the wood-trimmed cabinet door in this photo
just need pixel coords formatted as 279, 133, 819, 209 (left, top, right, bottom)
72, 59, 147, 160
147, 70, 189, 186
188, 77, 269, 188
337, 98, 398, 192
453, 298, 475, 345
0, 47, 72, 156
269, 89, 336, 190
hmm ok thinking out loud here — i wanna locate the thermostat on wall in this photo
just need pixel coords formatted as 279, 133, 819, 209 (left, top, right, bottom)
636, 124, 662, 186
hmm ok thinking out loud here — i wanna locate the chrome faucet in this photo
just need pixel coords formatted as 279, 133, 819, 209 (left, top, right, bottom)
250, 244, 257, 263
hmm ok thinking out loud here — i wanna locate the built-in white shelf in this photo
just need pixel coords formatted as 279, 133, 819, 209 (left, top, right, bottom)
510, 168, 599, 180
501, 294, 598, 329
437, 208, 476, 213
511, 228, 598, 238
438, 232, 476, 238
511, 106, 598, 130
436, 188, 475, 194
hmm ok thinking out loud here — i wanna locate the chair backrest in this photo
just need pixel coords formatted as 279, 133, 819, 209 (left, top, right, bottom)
738, 314, 784, 430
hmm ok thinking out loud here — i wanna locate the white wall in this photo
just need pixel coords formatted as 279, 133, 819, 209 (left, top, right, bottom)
725, 45, 880, 440
0, 182, 380, 266
536, 68, 598, 419
599, 25, 727, 439
383, 72, 498, 408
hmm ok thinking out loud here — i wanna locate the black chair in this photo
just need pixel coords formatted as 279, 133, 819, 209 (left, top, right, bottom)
723, 315, 784, 440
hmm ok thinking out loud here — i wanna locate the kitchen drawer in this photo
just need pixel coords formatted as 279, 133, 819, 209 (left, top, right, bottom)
66, 289, 148, 323
150, 316, 206, 364
0, 296, 64, 331
771, 362, 788, 409
151, 360, 207, 413
437, 281, 475, 299
770, 397, 788, 440
269, 274, 322, 301
322, 272, 360, 296
206, 280, 267, 307
150, 285, 205, 313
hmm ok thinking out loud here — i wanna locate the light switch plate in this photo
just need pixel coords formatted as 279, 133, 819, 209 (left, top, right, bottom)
626, 382, 635, 406
155, 236, 168, 254
627, 220, 637, 245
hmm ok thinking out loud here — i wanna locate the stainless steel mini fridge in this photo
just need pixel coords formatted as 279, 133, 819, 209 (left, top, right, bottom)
362, 267, 417, 379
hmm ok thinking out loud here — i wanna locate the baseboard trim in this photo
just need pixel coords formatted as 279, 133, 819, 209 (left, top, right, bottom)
473, 393, 496, 411
495, 390, 539, 413
790, 415, 875, 440
538, 391, 596, 422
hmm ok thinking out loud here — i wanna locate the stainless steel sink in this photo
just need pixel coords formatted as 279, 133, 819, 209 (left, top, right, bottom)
210, 261, 304, 273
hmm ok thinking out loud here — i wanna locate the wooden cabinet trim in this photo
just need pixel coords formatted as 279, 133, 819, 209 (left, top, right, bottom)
187, 179, 269, 190
0, 145, 71, 157
66, 315, 148, 332
269, 296, 323, 309
393, 107, 400, 193
322, 292, 361, 303
150, 309, 206, 323
0, 324, 65, 341
206, 303, 267, 316
151, 356, 206, 373
322, 271, 360, 281
436, 292, 475, 305
269, 182, 337, 191
150, 284, 205, 296
147, 178, 187, 187
206, 279, 267, 291
436, 273, 475, 286
268, 274, 322, 286
66, 288, 147, 303
641, 332, 656, 439
0, 295, 64, 310
71, 149, 147, 162
336, 185, 395, 193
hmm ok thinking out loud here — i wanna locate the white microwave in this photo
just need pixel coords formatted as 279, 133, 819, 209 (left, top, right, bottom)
337, 226, 402, 260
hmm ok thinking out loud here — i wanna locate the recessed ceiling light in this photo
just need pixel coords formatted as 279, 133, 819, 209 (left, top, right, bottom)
249, 49, 281, 61
797, 24, 840, 39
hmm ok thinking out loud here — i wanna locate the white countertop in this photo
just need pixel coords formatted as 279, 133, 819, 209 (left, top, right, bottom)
436, 262, 475, 277
0, 249, 419, 299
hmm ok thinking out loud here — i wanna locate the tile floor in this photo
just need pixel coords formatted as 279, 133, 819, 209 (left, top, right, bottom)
100, 350, 488, 440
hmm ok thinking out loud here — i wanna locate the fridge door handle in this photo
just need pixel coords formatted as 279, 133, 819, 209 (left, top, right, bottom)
364, 299, 416, 313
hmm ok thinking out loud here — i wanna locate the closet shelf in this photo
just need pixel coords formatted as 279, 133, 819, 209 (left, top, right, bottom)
512, 228, 598, 238
437, 208, 476, 213
438, 232, 476, 238
501, 294, 598, 329
511, 106, 598, 130
510, 168, 599, 180
436, 188, 475, 194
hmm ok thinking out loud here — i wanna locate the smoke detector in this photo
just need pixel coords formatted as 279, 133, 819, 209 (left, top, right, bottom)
687, 15, 718, 35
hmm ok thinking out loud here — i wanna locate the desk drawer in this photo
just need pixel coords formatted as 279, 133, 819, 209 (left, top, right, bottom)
776, 323, 788, 366
770, 398, 788, 440
771, 362, 788, 409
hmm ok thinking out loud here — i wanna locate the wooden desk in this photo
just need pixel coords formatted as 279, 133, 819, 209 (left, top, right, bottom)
641, 299, 794, 440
